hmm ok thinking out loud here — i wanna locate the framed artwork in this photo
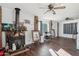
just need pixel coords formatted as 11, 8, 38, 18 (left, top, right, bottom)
32, 30, 40, 42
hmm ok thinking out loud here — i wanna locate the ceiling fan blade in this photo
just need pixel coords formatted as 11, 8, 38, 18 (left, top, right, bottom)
54, 6, 66, 9
43, 10, 50, 14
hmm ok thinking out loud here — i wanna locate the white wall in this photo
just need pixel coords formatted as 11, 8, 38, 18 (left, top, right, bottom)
77, 22, 79, 49
2, 7, 15, 24
20, 12, 34, 30
2, 6, 34, 30
25, 31, 33, 45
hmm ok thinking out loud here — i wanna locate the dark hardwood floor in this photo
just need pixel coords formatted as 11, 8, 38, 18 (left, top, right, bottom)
16, 37, 79, 56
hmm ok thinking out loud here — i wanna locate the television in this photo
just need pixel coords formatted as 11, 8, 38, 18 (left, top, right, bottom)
2, 23, 14, 31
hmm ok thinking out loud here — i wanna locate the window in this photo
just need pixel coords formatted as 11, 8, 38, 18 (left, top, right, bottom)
63, 23, 77, 34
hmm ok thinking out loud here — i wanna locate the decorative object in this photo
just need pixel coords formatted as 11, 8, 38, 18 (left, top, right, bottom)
40, 36, 44, 43
65, 17, 74, 20
19, 24, 27, 31
12, 43, 16, 51
32, 31, 40, 42
24, 19, 30, 24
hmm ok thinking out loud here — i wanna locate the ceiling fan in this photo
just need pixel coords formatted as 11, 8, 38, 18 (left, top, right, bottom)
40, 3, 66, 15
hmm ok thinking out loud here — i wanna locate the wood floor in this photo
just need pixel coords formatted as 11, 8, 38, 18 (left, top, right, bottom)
16, 37, 79, 56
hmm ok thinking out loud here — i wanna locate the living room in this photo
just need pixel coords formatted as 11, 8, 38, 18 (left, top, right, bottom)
0, 3, 79, 56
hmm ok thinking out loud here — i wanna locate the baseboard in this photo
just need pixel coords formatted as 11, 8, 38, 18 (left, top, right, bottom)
55, 36, 76, 40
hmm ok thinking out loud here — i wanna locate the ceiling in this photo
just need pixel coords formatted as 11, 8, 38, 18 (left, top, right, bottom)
0, 3, 79, 21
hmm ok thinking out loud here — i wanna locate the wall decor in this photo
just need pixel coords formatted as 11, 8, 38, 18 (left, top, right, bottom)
24, 20, 30, 24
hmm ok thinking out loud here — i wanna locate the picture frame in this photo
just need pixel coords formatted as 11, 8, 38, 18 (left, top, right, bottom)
32, 30, 40, 42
